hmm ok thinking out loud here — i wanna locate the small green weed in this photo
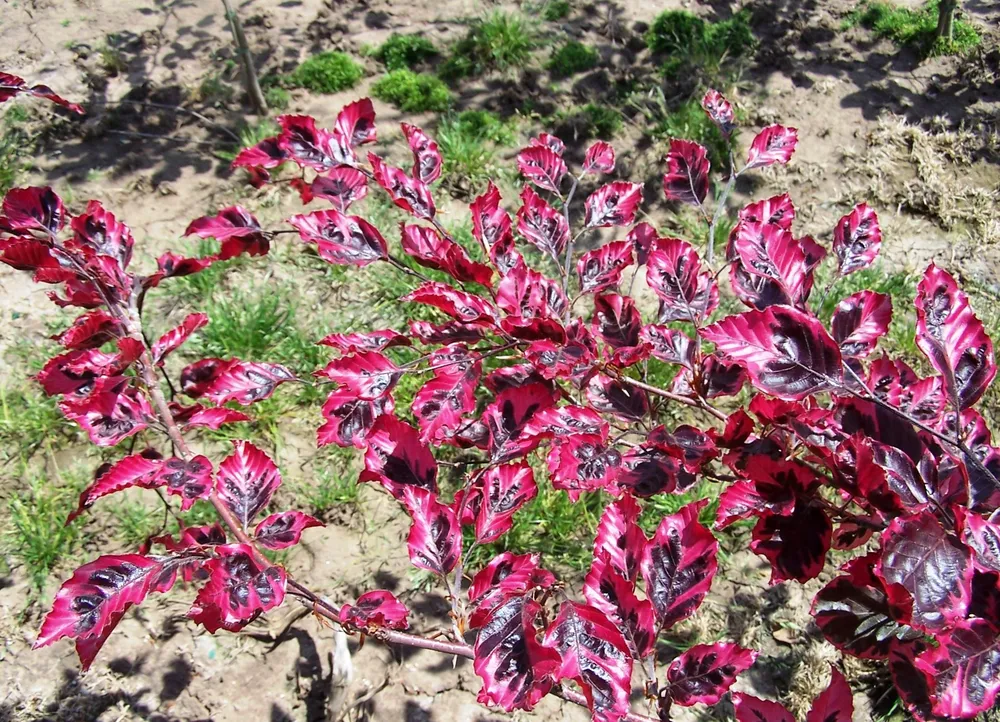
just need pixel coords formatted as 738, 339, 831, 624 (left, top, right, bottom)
290, 52, 364, 93
551, 103, 622, 140
264, 85, 291, 111
547, 40, 599, 78
371, 70, 452, 113
439, 12, 536, 80
646, 9, 754, 92
4, 471, 87, 593
197, 73, 235, 106
844, 0, 980, 56
373, 33, 438, 71
0, 105, 31, 195
542, 0, 571, 21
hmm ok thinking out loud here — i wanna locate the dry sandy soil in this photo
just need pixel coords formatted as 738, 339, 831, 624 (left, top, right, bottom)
0, 0, 999, 720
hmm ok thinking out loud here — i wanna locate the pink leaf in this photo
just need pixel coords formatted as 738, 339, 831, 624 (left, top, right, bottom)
732, 221, 812, 307
915, 263, 996, 409
516, 185, 570, 261
339, 590, 409, 631
733, 694, 795, 722
368, 152, 436, 219
585, 181, 643, 228
215, 440, 283, 530
641, 325, 695, 366
701, 89, 736, 136
915, 619, 1000, 718
646, 237, 718, 323
288, 208, 388, 266
410, 319, 487, 345
360, 415, 438, 498
310, 166, 369, 212
547, 433, 622, 501
316, 350, 399, 400
516, 145, 567, 193
831, 291, 892, 358
189, 544, 286, 633
804, 667, 854, 722
543, 601, 632, 722
335, 97, 377, 150
877, 511, 972, 633
469, 552, 555, 629
577, 240, 634, 294
745, 124, 798, 169
963, 511, 1000, 572
68, 452, 162, 523
202, 360, 296, 406
586, 373, 649, 421
0, 73, 84, 113
231, 135, 287, 171
474, 595, 560, 712
59, 376, 151, 446
485, 382, 558, 462
318, 388, 393, 448
53, 309, 120, 350
662, 139, 710, 206
666, 642, 757, 706
254, 511, 323, 550
185, 205, 262, 242
470, 181, 514, 251
277, 114, 349, 171
701, 305, 843, 400
3, 186, 66, 234
402, 486, 461, 575
471, 463, 537, 543
583, 141, 616, 174
833, 203, 881, 276
412, 345, 481, 443
402, 123, 442, 184
530, 133, 565, 155
641, 500, 717, 628
158, 456, 215, 509
35, 554, 173, 667
583, 556, 656, 659
404, 281, 498, 324
751, 505, 832, 583
593, 496, 645, 582
739, 193, 796, 230
400, 223, 492, 286
151, 313, 208, 365
68, 200, 135, 269
317, 329, 410, 353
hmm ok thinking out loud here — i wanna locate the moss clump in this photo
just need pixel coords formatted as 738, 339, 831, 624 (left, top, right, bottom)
290, 52, 364, 93
542, 0, 571, 21
547, 40, 599, 78
646, 9, 756, 66
373, 33, 438, 71
371, 70, 453, 112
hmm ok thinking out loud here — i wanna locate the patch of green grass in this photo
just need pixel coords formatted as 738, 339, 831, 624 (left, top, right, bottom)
290, 51, 364, 93
650, 96, 731, 168
436, 110, 517, 194
551, 103, 622, 140
373, 33, 438, 71
296, 462, 361, 519
113, 501, 161, 548
195, 284, 325, 376
647, 9, 755, 59
547, 40, 599, 78
845, 0, 980, 56
542, 0, 571, 21
4, 471, 88, 594
439, 11, 536, 80
371, 70, 452, 113
0, 105, 31, 195
0, 385, 72, 464
97, 35, 128, 77
264, 85, 291, 111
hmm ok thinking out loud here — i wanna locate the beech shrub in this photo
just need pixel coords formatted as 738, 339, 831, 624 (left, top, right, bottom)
3, 71, 1000, 722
